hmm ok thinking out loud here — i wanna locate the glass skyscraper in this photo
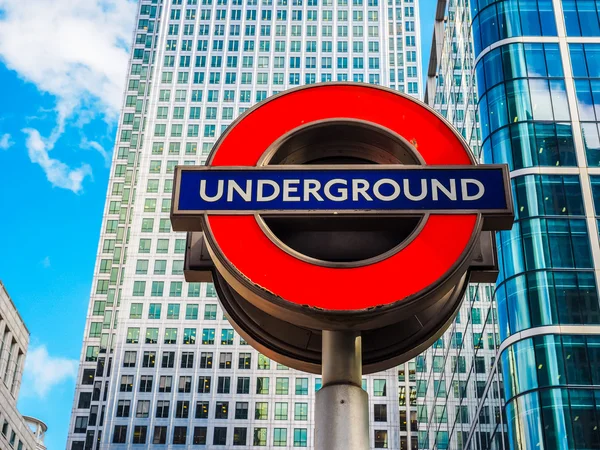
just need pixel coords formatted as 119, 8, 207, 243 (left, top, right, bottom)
421, 0, 600, 449
67, 0, 422, 449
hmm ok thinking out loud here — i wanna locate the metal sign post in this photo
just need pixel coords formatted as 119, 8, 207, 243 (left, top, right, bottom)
316, 331, 368, 450
171, 83, 514, 448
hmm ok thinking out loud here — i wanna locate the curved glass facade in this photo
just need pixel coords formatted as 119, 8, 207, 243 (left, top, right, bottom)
502, 334, 600, 448
469, 0, 600, 448
471, 0, 557, 57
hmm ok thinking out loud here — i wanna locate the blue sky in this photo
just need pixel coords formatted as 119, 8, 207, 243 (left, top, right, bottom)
0, 1, 435, 448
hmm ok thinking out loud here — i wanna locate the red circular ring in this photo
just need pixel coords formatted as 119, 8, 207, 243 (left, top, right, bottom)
206, 84, 478, 310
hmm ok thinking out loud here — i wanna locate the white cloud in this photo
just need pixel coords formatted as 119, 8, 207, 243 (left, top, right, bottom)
41, 256, 51, 268
0, 0, 137, 122
22, 345, 78, 398
0, 0, 137, 191
81, 137, 110, 165
23, 128, 92, 194
0, 133, 13, 150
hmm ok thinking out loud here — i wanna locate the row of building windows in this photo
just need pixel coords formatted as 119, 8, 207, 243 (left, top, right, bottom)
506, 387, 600, 450
496, 270, 599, 339
107, 424, 313, 447
124, 326, 238, 345
502, 334, 600, 400
482, 122, 576, 170
165, 9, 388, 22
0, 417, 28, 450
471, 0, 556, 57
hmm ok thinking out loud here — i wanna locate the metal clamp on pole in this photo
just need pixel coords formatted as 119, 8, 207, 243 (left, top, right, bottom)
315, 331, 369, 450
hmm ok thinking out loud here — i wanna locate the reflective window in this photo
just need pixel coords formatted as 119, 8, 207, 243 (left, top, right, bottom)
563, 0, 600, 37
471, 0, 556, 56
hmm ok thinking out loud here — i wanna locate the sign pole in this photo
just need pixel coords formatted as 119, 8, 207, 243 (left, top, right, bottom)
315, 331, 369, 450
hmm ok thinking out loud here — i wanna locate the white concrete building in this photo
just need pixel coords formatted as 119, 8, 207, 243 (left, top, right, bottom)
67, 0, 422, 448
0, 281, 47, 450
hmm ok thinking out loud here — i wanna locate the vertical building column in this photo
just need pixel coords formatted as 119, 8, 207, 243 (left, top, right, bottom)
11, 351, 24, 398
552, 0, 600, 292
0, 329, 11, 381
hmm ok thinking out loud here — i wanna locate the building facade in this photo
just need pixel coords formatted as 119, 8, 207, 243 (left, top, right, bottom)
67, 0, 422, 448
0, 281, 46, 450
421, 0, 600, 449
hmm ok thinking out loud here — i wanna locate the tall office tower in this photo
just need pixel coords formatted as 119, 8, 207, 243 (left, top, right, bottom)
419, 3, 507, 449
0, 281, 48, 450
67, 0, 422, 448
421, 0, 600, 449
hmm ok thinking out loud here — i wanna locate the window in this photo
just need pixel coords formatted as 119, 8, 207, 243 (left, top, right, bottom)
193, 427, 207, 445
153, 426, 168, 445
120, 375, 133, 392
74, 416, 88, 433
136, 400, 150, 418
178, 375, 192, 393
374, 404, 387, 422
148, 303, 161, 319
221, 329, 234, 345
132, 282, 145, 297
258, 354, 270, 369
173, 426, 187, 445
202, 328, 215, 344
123, 351, 136, 367
294, 402, 308, 420
254, 428, 267, 446
255, 402, 268, 420
276, 377, 289, 394
238, 352, 251, 369
294, 428, 308, 447
274, 428, 287, 446
204, 304, 217, 319
373, 380, 386, 396
145, 328, 158, 344
183, 328, 197, 344
133, 426, 147, 444
213, 427, 227, 445
257, 377, 270, 394
218, 376, 231, 393
176, 401, 190, 419
374, 430, 388, 448
82, 369, 95, 385
158, 375, 173, 392
116, 400, 131, 417
164, 328, 177, 344
186, 304, 199, 319
113, 425, 127, 444
295, 378, 308, 395
196, 399, 210, 419
156, 400, 170, 418
235, 402, 249, 419
219, 352, 233, 369
198, 375, 211, 393
200, 352, 213, 368
214, 401, 229, 420
167, 303, 180, 319
162, 351, 175, 368
234, 427, 247, 446
275, 402, 288, 420
139, 375, 153, 392
237, 377, 250, 394
78, 392, 92, 409
181, 352, 194, 368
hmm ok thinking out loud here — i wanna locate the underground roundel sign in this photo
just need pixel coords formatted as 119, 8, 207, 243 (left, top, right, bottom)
171, 83, 513, 340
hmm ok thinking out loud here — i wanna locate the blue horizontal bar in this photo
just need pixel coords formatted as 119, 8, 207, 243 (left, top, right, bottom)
175, 167, 508, 212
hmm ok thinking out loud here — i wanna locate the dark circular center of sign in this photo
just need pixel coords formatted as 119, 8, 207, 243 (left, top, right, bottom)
261, 121, 424, 264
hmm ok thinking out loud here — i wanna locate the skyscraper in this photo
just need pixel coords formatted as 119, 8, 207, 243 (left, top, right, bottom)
421, 0, 600, 449
67, 0, 422, 448
0, 281, 48, 450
